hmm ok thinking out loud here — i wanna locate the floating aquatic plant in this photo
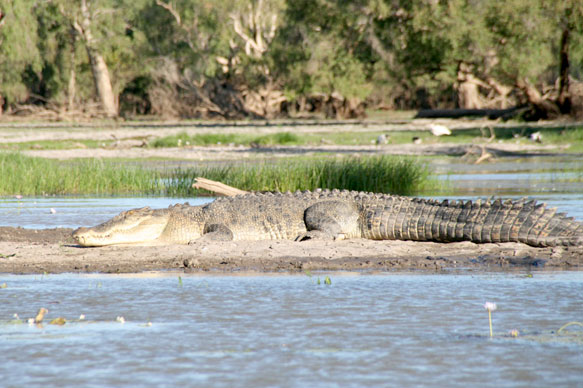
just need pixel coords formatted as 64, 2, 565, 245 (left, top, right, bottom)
557, 321, 583, 334
484, 302, 497, 337
50, 317, 67, 325
315, 276, 332, 285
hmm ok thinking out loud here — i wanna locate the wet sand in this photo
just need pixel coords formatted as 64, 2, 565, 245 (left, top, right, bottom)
0, 227, 580, 274
1, 120, 581, 273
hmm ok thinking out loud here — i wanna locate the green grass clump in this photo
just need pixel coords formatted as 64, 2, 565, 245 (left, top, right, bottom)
151, 132, 240, 147
251, 132, 301, 146
0, 153, 163, 195
0, 153, 428, 196
0, 139, 112, 151
151, 131, 302, 147
166, 155, 429, 196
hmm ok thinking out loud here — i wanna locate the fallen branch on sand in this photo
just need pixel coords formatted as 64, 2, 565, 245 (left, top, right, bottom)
192, 177, 248, 196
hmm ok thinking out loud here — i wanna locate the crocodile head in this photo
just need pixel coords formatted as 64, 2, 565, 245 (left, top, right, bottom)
72, 207, 170, 246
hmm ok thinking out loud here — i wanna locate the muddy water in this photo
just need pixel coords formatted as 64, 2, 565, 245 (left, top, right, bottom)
1, 273, 582, 387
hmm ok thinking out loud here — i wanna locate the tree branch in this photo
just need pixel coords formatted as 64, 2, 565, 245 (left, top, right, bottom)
192, 177, 248, 196
155, 0, 181, 26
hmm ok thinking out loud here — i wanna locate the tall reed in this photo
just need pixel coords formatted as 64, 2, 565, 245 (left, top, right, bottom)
166, 156, 429, 196
1, 153, 428, 196
0, 153, 163, 195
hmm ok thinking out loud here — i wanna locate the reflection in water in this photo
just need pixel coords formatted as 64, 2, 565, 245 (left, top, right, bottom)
1, 273, 582, 387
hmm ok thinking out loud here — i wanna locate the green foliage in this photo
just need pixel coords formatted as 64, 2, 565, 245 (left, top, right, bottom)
0, 152, 428, 196
151, 131, 300, 147
151, 132, 237, 147
273, 0, 374, 101
253, 132, 300, 145
167, 156, 428, 196
0, 153, 163, 195
0, 0, 581, 113
0, 0, 41, 104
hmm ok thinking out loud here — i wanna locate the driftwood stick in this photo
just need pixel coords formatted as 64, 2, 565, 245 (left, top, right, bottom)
192, 177, 248, 196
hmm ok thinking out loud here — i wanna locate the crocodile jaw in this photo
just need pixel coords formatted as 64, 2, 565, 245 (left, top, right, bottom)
72, 207, 170, 247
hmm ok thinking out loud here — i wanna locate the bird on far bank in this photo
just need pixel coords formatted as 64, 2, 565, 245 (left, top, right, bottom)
429, 123, 452, 137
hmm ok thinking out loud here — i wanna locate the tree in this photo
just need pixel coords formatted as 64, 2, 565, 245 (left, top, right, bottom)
0, 0, 41, 115
47, 0, 142, 117
271, 0, 373, 117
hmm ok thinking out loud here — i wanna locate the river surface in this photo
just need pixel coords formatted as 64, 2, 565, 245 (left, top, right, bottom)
1, 193, 582, 229
2, 162, 583, 228
1, 165, 582, 387
1, 272, 582, 388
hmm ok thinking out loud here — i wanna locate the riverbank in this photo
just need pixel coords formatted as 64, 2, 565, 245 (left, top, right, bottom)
1, 119, 582, 274
0, 119, 579, 159
0, 227, 581, 274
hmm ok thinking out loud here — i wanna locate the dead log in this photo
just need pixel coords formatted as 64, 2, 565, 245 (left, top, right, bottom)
415, 107, 522, 119
192, 177, 248, 196
516, 78, 561, 120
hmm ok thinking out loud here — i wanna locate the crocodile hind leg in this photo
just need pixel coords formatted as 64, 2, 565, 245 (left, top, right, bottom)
296, 200, 360, 241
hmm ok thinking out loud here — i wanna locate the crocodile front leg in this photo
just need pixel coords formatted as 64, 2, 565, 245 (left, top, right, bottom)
189, 223, 235, 242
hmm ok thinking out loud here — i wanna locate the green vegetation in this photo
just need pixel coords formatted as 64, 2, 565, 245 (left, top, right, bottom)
0, 139, 115, 151
5, 124, 582, 153
151, 132, 301, 148
147, 124, 583, 154
165, 156, 430, 196
0, 152, 429, 196
0, 153, 163, 195
152, 133, 239, 148
0, 1, 581, 118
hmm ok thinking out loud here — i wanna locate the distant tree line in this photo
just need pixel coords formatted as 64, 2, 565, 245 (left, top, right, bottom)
0, 0, 582, 120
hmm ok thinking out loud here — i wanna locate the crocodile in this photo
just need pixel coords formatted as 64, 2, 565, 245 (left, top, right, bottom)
72, 189, 583, 247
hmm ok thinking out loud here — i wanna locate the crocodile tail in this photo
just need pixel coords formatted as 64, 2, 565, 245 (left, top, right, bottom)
441, 198, 583, 246
364, 197, 583, 247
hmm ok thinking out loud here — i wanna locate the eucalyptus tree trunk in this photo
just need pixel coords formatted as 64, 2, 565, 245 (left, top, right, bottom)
557, 25, 571, 114
75, 0, 117, 117
67, 30, 77, 110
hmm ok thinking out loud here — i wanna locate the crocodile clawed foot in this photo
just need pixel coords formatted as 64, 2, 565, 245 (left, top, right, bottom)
295, 230, 338, 241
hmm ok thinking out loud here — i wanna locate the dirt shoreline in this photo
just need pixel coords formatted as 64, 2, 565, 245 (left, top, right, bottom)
1, 120, 581, 274
0, 227, 581, 274
0, 119, 570, 160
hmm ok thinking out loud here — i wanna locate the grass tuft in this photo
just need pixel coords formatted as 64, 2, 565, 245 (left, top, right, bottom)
0, 153, 163, 196
166, 156, 429, 196
150, 131, 302, 147
1, 153, 429, 196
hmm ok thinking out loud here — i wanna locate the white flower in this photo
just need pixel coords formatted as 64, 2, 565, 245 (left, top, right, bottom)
116, 316, 125, 324
484, 302, 497, 311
